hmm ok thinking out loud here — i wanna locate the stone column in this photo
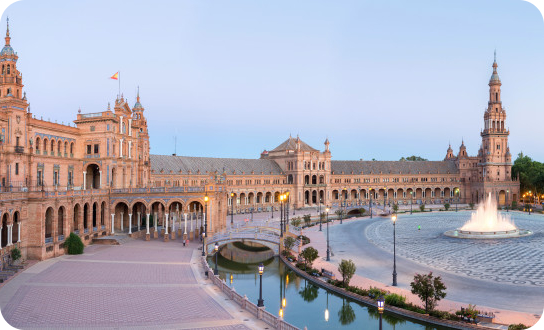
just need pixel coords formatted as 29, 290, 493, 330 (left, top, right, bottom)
137, 212, 141, 231
83, 171, 87, 190
7, 225, 12, 246
128, 213, 132, 234
203, 212, 206, 237
145, 213, 150, 241
120, 212, 124, 232
170, 213, 176, 240
153, 212, 158, 238
0, 226, 2, 249
184, 213, 187, 241
164, 213, 169, 242
99, 170, 102, 188
17, 221, 21, 242
111, 214, 115, 234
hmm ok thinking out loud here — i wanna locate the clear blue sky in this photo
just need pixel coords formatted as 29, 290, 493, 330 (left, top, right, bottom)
2, 0, 544, 161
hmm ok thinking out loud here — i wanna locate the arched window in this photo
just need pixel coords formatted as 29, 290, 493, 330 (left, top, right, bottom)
64, 141, 67, 154
1, 64, 4, 74
7, 65, 10, 74
122, 122, 126, 134
35, 137, 41, 151
51, 140, 55, 154
495, 92, 498, 101
70, 142, 74, 154
43, 138, 48, 152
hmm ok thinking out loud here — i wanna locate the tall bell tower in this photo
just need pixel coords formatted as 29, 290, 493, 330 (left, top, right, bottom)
479, 52, 512, 182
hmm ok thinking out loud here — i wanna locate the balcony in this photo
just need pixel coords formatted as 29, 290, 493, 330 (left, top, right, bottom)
14, 146, 24, 153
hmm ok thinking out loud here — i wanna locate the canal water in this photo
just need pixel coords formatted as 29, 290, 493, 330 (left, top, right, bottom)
208, 255, 450, 330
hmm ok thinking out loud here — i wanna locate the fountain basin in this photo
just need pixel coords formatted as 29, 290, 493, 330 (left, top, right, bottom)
444, 228, 533, 239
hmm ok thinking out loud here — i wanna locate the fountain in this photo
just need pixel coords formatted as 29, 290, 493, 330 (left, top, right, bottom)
444, 193, 532, 239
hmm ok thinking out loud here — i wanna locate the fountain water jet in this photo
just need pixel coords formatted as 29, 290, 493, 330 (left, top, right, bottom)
444, 193, 532, 239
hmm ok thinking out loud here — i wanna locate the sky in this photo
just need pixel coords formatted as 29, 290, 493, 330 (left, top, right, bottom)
1, 0, 544, 161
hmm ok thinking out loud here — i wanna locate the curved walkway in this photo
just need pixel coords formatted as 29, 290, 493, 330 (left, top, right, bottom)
302, 214, 543, 327
0, 239, 268, 329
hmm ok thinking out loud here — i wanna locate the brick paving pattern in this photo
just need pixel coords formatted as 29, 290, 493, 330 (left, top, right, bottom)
0, 239, 249, 329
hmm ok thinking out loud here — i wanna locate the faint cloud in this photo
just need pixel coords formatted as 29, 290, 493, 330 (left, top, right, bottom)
524, 0, 544, 21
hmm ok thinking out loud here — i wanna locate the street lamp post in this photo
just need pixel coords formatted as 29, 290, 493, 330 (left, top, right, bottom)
214, 243, 219, 275
201, 232, 206, 256
204, 195, 209, 237
369, 188, 373, 219
271, 197, 274, 219
455, 188, 459, 212
257, 263, 264, 307
326, 207, 330, 261
280, 194, 284, 237
410, 191, 413, 215
230, 192, 234, 224
506, 190, 509, 212
377, 295, 385, 330
392, 214, 398, 286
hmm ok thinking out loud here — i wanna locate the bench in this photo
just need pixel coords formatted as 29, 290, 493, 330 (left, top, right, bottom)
321, 269, 336, 280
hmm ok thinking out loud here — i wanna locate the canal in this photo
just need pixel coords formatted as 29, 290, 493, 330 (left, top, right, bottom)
208, 254, 451, 330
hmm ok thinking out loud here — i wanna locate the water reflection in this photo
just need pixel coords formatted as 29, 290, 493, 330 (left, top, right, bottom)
210, 254, 447, 330
338, 299, 356, 325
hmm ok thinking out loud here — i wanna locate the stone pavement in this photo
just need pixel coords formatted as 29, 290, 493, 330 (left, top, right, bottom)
0, 238, 269, 329
301, 213, 543, 327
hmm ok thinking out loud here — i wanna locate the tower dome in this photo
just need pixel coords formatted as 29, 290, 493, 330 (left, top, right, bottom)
489, 50, 500, 84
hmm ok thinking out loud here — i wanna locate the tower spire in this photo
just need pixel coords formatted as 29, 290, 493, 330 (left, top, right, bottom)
5, 16, 10, 46
137, 85, 140, 102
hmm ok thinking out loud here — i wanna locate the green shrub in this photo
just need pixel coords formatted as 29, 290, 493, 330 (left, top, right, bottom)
469, 202, 475, 210
65, 232, 84, 255
283, 236, 295, 251
444, 203, 450, 211
385, 293, 406, 307
508, 324, 529, 330
430, 309, 459, 320
11, 247, 21, 261
419, 204, 425, 212
511, 201, 518, 209
368, 286, 388, 298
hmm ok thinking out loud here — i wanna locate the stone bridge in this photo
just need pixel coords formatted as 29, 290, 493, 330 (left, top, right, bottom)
205, 221, 301, 255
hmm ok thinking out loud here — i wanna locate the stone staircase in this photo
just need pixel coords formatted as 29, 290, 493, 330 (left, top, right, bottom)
92, 233, 132, 245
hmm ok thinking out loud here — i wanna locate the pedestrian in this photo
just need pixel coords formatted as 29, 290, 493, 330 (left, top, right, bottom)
183, 239, 186, 247
186, 239, 189, 246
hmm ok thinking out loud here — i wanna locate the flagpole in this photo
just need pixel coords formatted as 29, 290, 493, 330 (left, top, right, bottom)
118, 71, 121, 98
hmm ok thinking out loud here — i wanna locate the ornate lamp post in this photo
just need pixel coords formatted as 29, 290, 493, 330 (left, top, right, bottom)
201, 232, 206, 256
280, 194, 284, 237
257, 263, 264, 307
326, 207, 330, 261
369, 188, 373, 219
214, 242, 219, 275
455, 188, 459, 212
410, 191, 413, 215
204, 195, 209, 237
271, 195, 274, 219
377, 295, 385, 330
392, 214, 398, 286
230, 192, 234, 224
506, 189, 509, 212
341, 188, 346, 224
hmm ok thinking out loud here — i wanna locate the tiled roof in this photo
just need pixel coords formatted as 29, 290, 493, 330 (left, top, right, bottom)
270, 136, 317, 152
331, 160, 458, 175
150, 155, 284, 175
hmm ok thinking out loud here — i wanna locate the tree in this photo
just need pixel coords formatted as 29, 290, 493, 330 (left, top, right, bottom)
299, 281, 319, 302
11, 247, 21, 261
301, 246, 319, 268
338, 259, 356, 287
358, 208, 366, 216
338, 300, 356, 325
444, 203, 450, 211
469, 202, 475, 210
419, 204, 425, 212
410, 272, 447, 313
335, 209, 345, 218
392, 204, 398, 213
320, 212, 327, 222
283, 236, 295, 251
512, 152, 544, 194
291, 217, 302, 228
65, 232, 84, 255
303, 214, 312, 227
400, 155, 428, 161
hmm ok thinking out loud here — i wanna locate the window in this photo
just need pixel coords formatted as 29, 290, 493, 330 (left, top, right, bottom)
16, 136, 20, 146
497, 144, 500, 150
94, 144, 99, 154
87, 145, 92, 154
53, 171, 59, 186
90, 126, 95, 132
15, 163, 19, 175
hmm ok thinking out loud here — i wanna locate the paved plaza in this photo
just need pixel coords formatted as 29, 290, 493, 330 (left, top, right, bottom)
313, 210, 544, 321
0, 239, 268, 329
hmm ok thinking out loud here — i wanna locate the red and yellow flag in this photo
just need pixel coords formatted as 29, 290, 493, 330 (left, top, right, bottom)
110, 72, 119, 80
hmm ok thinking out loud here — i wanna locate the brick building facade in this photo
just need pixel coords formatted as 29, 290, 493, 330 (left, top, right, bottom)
0, 21, 519, 261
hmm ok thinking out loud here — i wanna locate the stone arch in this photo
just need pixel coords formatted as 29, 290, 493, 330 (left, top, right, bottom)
57, 139, 61, 155
12, 211, 20, 244
499, 190, 506, 206
304, 175, 310, 185
70, 142, 74, 155
332, 190, 339, 200
287, 174, 293, 184
114, 202, 130, 232
311, 175, 317, 185
43, 137, 48, 153
1, 212, 8, 247
350, 189, 357, 200
83, 203, 90, 232
304, 190, 310, 205
396, 188, 404, 200
312, 190, 317, 204
415, 188, 423, 199
319, 175, 324, 184
132, 201, 148, 231
319, 190, 325, 204
73, 203, 81, 233
58, 206, 65, 238
256, 192, 263, 204
45, 207, 54, 243
35, 136, 41, 152
64, 141, 68, 155
92, 202, 98, 229
444, 187, 451, 200
248, 192, 255, 205
434, 187, 441, 200
50, 139, 55, 156
425, 188, 432, 201
274, 191, 280, 203
85, 163, 101, 189
240, 192, 246, 205
101, 201, 106, 228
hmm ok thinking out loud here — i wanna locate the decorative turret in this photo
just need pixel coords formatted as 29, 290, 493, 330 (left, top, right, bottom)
445, 143, 454, 160
458, 140, 467, 158
324, 138, 330, 152
133, 86, 144, 112
0, 17, 25, 102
